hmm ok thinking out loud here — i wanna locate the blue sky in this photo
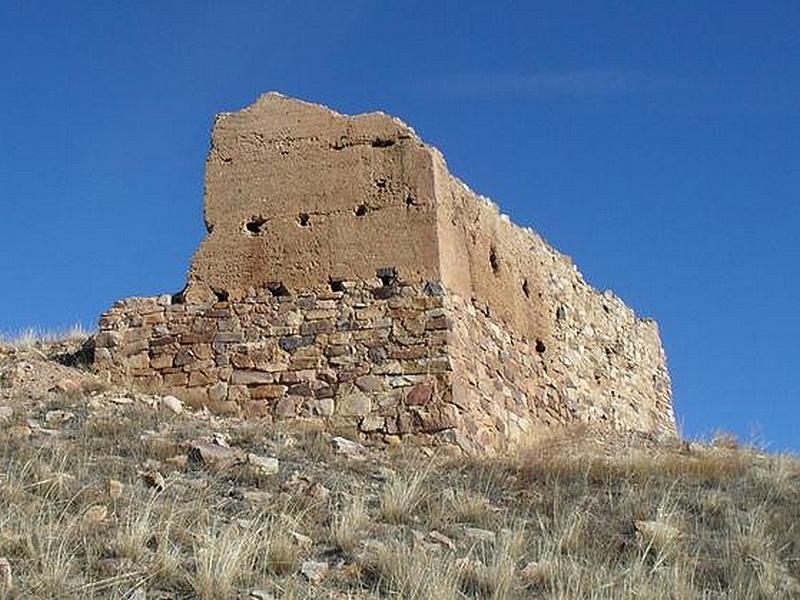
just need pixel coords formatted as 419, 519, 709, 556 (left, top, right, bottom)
1, 2, 797, 451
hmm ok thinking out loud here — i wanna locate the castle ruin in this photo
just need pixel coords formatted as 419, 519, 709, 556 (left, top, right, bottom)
94, 93, 675, 453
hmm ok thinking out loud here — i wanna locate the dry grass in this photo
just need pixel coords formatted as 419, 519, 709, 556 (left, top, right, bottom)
0, 366, 798, 599
0, 324, 90, 349
364, 540, 462, 599
379, 469, 428, 524
330, 497, 369, 553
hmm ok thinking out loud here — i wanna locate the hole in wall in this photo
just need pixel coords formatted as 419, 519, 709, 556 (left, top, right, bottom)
354, 204, 369, 217
371, 138, 395, 148
522, 279, 530, 298
329, 279, 345, 293
489, 245, 501, 275
171, 288, 186, 305
374, 268, 399, 299
535, 339, 546, 354
266, 282, 290, 297
298, 213, 310, 227
377, 267, 398, 287
375, 178, 387, 189
405, 195, 418, 207
212, 288, 229, 302
245, 216, 268, 235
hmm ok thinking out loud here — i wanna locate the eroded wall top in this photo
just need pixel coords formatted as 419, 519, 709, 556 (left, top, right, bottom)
186, 93, 442, 302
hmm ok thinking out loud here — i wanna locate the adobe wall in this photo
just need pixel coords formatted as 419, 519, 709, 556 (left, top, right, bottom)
186, 93, 442, 303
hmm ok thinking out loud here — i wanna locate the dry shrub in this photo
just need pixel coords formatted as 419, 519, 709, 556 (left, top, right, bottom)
264, 529, 302, 576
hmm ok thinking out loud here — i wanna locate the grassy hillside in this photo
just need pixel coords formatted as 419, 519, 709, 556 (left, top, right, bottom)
0, 337, 798, 599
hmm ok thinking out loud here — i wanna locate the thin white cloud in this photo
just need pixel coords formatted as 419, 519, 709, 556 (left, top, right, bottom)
441, 69, 677, 97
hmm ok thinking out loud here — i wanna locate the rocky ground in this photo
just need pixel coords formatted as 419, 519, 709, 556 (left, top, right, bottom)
0, 336, 798, 599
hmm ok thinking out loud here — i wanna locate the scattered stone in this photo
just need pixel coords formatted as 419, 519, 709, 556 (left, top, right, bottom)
305, 481, 330, 501
243, 490, 273, 506
0, 557, 11, 589
84, 504, 108, 524
247, 453, 279, 476
300, 560, 329, 583
463, 527, 496, 543
428, 530, 456, 551
290, 530, 313, 548
141, 470, 166, 491
161, 395, 183, 414
109, 396, 134, 405
187, 439, 244, 470
129, 587, 147, 600
330, 436, 366, 459
0, 407, 12, 422
108, 479, 124, 500
53, 378, 81, 394
45, 409, 75, 426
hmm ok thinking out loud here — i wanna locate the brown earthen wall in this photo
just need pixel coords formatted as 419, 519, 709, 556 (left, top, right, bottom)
186, 94, 442, 303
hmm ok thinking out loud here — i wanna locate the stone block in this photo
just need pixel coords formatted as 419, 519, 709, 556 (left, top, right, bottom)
336, 391, 371, 417
231, 370, 274, 385
250, 384, 289, 400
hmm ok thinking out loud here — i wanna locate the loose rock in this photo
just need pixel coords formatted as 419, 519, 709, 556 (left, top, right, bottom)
300, 560, 329, 583
247, 453, 279, 476
161, 395, 183, 414
0, 557, 11, 589
330, 436, 366, 459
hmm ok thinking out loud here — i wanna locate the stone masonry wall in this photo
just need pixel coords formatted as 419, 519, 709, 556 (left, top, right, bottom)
95, 281, 466, 447
95, 278, 674, 454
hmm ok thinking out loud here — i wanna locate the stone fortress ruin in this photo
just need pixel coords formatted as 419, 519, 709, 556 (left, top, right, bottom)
94, 93, 676, 453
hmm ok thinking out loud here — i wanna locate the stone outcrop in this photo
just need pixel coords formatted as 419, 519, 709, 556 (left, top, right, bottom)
93, 93, 675, 453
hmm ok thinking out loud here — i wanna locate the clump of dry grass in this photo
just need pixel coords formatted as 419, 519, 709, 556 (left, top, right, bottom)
329, 497, 369, 553
363, 540, 462, 600
190, 521, 263, 599
380, 468, 430, 524
448, 488, 497, 528
0, 324, 90, 349
461, 526, 526, 599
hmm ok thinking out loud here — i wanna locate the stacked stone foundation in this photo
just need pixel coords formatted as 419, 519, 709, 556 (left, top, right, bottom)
95, 278, 675, 454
